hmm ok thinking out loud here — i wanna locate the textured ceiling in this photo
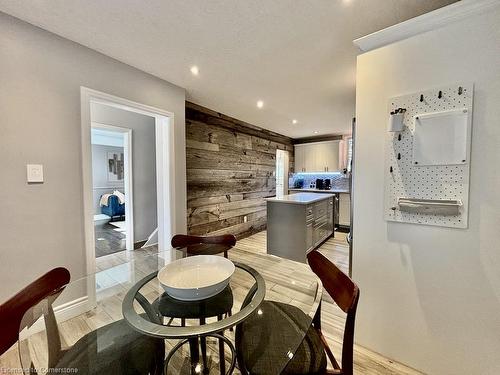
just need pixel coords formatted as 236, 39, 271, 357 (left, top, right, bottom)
0, 0, 457, 137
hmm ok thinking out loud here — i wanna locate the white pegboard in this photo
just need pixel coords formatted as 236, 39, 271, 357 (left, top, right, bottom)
384, 83, 473, 228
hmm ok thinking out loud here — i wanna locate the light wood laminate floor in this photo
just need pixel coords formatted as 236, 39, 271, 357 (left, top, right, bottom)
1, 230, 422, 375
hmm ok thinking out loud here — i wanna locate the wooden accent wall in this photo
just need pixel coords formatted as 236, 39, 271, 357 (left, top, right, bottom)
186, 102, 294, 239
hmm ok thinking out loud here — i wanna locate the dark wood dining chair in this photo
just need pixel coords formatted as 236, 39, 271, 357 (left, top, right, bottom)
0, 267, 165, 375
166, 233, 237, 373
171, 233, 237, 258
235, 250, 360, 375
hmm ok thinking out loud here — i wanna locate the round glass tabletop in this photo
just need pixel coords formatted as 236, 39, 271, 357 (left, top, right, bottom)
122, 262, 266, 338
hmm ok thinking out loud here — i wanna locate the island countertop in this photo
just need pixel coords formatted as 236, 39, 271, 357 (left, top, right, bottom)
266, 192, 335, 205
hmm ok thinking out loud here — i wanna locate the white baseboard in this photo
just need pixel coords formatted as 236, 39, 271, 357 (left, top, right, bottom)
20, 296, 92, 339
54, 296, 92, 322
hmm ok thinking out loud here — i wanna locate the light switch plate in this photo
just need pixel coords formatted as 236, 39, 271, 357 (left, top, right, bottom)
27, 164, 44, 183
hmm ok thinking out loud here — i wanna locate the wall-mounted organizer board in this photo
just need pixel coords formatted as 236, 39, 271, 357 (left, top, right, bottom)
384, 83, 473, 229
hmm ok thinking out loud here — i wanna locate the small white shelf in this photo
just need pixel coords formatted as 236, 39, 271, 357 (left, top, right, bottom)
397, 198, 462, 216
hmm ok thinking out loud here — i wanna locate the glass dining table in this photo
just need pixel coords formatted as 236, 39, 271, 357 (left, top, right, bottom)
11, 247, 322, 374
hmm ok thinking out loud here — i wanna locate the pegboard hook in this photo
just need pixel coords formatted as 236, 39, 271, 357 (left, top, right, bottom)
458, 86, 463, 95
438, 91, 443, 99
420, 94, 424, 102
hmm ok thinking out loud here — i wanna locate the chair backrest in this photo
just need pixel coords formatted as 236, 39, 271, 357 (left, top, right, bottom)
0, 267, 70, 356
171, 234, 237, 257
307, 250, 359, 375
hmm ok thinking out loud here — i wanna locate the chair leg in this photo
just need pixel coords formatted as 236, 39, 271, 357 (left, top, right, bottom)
181, 318, 186, 327
188, 338, 200, 375
217, 315, 226, 375
313, 300, 322, 330
200, 318, 209, 374
227, 310, 233, 331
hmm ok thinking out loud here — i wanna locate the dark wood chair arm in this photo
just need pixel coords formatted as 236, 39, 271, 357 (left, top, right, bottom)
171, 234, 236, 248
171, 234, 237, 258
0, 267, 70, 355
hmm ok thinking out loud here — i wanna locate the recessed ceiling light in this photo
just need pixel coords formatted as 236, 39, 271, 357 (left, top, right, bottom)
190, 66, 199, 76
256, 100, 264, 109
292, 119, 298, 124
313, 131, 319, 134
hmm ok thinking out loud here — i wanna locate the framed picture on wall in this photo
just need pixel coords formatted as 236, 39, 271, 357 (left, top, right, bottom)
107, 152, 124, 181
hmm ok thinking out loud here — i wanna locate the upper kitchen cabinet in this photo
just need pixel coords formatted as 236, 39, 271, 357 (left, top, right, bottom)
316, 141, 339, 172
294, 141, 340, 173
304, 143, 318, 172
295, 144, 306, 172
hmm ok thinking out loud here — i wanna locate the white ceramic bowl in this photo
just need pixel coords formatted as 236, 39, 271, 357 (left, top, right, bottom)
158, 255, 235, 301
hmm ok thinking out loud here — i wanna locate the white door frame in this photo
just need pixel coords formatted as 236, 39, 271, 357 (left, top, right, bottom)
275, 149, 289, 197
91, 122, 134, 251
81, 87, 176, 274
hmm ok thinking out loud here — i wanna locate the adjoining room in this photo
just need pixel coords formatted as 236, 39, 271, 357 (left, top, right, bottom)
89, 101, 159, 259
91, 127, 127, 257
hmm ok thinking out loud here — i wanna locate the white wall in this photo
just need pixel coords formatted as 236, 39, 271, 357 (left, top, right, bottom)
0, 12, 186, 302
353, 7, 500, 375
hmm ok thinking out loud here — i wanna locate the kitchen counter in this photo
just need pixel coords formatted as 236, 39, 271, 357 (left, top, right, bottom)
289, 188, 350, 194
266, 192, 335, 205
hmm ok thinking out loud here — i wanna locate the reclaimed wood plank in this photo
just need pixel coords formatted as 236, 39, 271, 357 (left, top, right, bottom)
186, 139, 220, 151
188, 216, 245, 235
187, 194, 244, 208
208, 216, 267, 239
242, 190, 276, 199
188, 209, 267, 236
187, 199, 266, 226
187, 178, 275, 200
186, 169, 272, 182
186, 147, 276, 170
187, 119, 253, 150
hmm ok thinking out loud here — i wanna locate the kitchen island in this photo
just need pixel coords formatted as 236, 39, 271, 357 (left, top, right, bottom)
266, 192, 334, 263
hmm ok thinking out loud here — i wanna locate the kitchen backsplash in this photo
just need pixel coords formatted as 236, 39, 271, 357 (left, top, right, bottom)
289, 172, 350, 191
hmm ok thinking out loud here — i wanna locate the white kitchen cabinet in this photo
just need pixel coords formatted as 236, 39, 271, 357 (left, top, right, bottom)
294, 141, 340, 173
312, 143, 326, 171
306, 221, 313, 250
304, 143, 317, 172
338, 193, 351, 226
322, 142, 340, 172
327, 197, 334, 232
295, 144, 306, 172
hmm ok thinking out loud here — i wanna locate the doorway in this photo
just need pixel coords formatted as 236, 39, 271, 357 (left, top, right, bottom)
91, 125, 132, 257
81, 87, 175, 273
275, 149, 290, 197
